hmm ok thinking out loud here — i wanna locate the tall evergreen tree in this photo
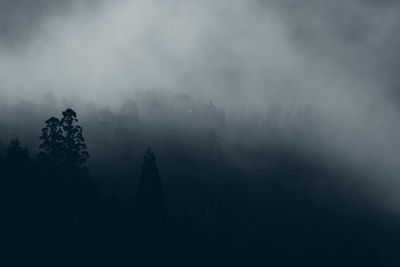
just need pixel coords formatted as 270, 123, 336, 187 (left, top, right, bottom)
134, 147, 167, 239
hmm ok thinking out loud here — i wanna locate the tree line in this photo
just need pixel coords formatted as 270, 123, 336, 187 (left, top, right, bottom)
0, 107, 398, 266
0, 108, 184, 266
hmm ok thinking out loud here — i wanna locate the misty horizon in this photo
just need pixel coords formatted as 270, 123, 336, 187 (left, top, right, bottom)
1, 1, 400, 266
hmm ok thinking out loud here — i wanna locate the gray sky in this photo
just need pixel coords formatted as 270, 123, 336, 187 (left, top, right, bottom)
1, 0, 398, 107
1, 0, 400, 206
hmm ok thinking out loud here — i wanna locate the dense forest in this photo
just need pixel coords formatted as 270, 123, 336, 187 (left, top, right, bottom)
1, 0, 399, 265
1, 90, 400, 266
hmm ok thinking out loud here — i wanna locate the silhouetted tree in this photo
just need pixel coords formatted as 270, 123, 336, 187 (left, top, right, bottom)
60, 109, 89, 168
134, 147, 167, 240
132, 147, 168, 264
38, 108, 89, 169
36, 109, 96, 255
38, 117, 63, 164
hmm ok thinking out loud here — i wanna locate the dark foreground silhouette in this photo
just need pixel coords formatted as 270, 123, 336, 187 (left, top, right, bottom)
0, 108, 399, 266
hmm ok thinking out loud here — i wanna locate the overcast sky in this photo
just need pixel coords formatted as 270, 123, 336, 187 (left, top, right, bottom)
1, 0, 400, 206
0, 0, 399, 108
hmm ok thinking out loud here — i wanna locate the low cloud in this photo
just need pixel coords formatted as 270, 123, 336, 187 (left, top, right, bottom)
1, 0, 400, 207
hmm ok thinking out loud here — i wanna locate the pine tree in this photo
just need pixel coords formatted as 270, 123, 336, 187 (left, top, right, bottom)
134, 147, 167, 239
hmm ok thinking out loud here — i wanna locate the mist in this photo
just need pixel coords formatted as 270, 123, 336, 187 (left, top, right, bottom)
1, 0, 400, 205
2, 1, 400, 265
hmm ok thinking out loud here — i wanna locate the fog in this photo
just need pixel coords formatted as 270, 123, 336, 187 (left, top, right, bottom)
1, 0, 400, 207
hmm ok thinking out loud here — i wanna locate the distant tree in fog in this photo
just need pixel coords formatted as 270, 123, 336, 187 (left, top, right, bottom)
4, 139, 30, 168
206, 129, 223, 160
205, 101, 225, 129
119, 100, 139, 126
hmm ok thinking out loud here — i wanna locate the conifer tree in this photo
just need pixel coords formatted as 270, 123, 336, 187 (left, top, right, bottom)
134, 147, 167, 238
